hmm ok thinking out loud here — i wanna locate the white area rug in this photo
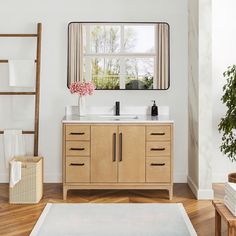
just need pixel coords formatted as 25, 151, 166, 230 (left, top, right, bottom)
30, 203, 197, 236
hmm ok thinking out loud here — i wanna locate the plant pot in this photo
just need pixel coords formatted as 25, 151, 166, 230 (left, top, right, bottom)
228, 173, 236, 183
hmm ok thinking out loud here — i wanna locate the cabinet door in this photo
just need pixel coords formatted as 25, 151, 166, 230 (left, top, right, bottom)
91, 125, 118, 182
118, 126, 145, 182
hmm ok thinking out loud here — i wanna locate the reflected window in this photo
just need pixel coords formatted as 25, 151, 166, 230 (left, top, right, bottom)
68, 22, 169, 90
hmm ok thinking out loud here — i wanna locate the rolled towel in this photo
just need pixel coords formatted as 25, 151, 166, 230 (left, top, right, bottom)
9, 160, 22, 188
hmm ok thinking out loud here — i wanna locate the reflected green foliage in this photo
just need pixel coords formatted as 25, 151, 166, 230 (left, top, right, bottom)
93, 75, 119, 90
89, 25, 153, 90
91, 26, 121, 89
126, 75, 153, 90
218, 65, 236, 161
144, 75, 154, 89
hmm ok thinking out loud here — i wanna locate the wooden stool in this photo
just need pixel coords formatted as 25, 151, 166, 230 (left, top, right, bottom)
213, 200, 236, 236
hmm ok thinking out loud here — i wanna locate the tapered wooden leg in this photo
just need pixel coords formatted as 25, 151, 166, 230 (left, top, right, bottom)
169, 186, 173, 200
228, 224, 235, 236
63, 186, 67, 200
215, 210, 221, 236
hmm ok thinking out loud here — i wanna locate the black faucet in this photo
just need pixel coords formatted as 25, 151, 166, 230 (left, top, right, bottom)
115, 101, 120, 116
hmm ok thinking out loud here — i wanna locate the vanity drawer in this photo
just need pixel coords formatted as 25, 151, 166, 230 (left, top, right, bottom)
146, 141, 171, 157
66, 125, 90, 141
146, 157, 170, 183
66, 157, 90, 183
146, 125, 171, 141
66, 141, 90, 156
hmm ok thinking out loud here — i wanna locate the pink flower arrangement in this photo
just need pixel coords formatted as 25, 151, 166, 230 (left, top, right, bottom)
70, 81, 96, 96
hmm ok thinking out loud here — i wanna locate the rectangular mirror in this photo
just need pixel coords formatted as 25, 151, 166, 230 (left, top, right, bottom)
67, 22, 170, 90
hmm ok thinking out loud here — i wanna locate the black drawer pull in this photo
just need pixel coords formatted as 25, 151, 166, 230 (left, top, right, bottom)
113, 133, 116, 162
151, 163, 165, 166
70, 132, 85, 135
150, 148, 165, 151
70, 163, 85, 166
150, 132, 165, 136
119, 133, 122, 162
70, 148, 85, 151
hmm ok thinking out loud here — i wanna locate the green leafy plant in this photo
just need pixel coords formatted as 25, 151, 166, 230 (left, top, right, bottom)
218, 65, 236, 161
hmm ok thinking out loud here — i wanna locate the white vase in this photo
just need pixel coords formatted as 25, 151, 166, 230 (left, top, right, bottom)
78, 96, 86, 116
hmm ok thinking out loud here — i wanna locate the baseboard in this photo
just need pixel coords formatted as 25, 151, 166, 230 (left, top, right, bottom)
197, 189, 214, 200
43, 174, 62, 183
212, 173, 228, 183
187, 175, 198, 198
0, 173, 8, 183
174, 173, 187, 183
187, 175, 214, 200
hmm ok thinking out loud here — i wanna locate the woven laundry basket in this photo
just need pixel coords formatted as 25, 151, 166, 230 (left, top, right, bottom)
9, 156, 43, 204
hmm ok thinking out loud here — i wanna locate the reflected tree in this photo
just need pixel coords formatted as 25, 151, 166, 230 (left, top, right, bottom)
89, 25, 153, 89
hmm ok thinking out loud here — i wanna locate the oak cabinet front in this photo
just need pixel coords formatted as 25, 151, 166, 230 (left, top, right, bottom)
118, 126, 145, 183
91, 125, 118, 183
90, 125, 145, 183
62, 123, 173, 200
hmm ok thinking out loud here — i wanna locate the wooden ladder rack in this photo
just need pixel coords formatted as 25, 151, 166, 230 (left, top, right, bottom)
0, 23, 42, 156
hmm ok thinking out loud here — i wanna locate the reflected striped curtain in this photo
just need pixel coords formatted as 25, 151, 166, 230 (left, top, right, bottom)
68, 23, 83, 86
156, 24, 169, 90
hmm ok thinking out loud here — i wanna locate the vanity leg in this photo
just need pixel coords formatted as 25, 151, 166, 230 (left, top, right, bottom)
63, 186, 68, 200
169, 186, 173, 200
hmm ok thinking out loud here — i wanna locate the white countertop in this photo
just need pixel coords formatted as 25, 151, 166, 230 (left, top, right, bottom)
62, 114, 174, 124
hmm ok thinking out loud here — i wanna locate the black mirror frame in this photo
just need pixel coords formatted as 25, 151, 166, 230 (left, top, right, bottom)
67, 21, 170, 90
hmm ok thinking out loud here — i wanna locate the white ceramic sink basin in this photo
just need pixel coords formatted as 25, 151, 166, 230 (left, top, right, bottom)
99, 115, 139, 119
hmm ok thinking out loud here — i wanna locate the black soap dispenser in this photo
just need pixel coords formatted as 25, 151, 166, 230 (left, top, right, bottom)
151, 100, 158, 116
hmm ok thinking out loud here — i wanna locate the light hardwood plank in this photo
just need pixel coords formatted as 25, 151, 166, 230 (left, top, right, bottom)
0, 183, 225, 236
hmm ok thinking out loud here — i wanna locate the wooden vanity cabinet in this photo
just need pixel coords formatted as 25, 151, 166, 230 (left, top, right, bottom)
90, 125, 145, 183
62, 123, 173, 200
118, 126, 145, 183
91, 125, 118, 183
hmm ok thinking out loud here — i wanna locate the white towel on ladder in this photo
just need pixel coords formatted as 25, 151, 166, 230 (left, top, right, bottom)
3, 130, 26, 168
8, 59, 35, 87
9, 160, 22, 187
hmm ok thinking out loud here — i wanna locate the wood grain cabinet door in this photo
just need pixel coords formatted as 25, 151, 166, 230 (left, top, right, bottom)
118, 126, 145, 183
91, 125, 118, 183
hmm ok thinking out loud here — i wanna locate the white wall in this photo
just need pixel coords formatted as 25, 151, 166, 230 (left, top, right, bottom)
212, 0, 236, 182
0, 0, 188, 183
188, 0, 199, 192
188, 0, 214, 199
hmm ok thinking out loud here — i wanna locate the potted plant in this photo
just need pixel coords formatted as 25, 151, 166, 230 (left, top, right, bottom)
218, 65, 236, 182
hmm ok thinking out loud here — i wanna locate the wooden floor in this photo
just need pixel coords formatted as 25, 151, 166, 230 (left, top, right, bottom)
0, 183, 225, 236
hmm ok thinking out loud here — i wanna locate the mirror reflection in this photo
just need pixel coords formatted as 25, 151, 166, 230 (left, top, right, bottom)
68, 22, 170, 90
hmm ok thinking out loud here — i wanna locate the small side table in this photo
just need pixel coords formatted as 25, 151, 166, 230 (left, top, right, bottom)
212, 200, 236, 236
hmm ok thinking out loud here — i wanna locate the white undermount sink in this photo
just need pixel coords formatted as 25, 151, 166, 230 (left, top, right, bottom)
99, 115, 139, 119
